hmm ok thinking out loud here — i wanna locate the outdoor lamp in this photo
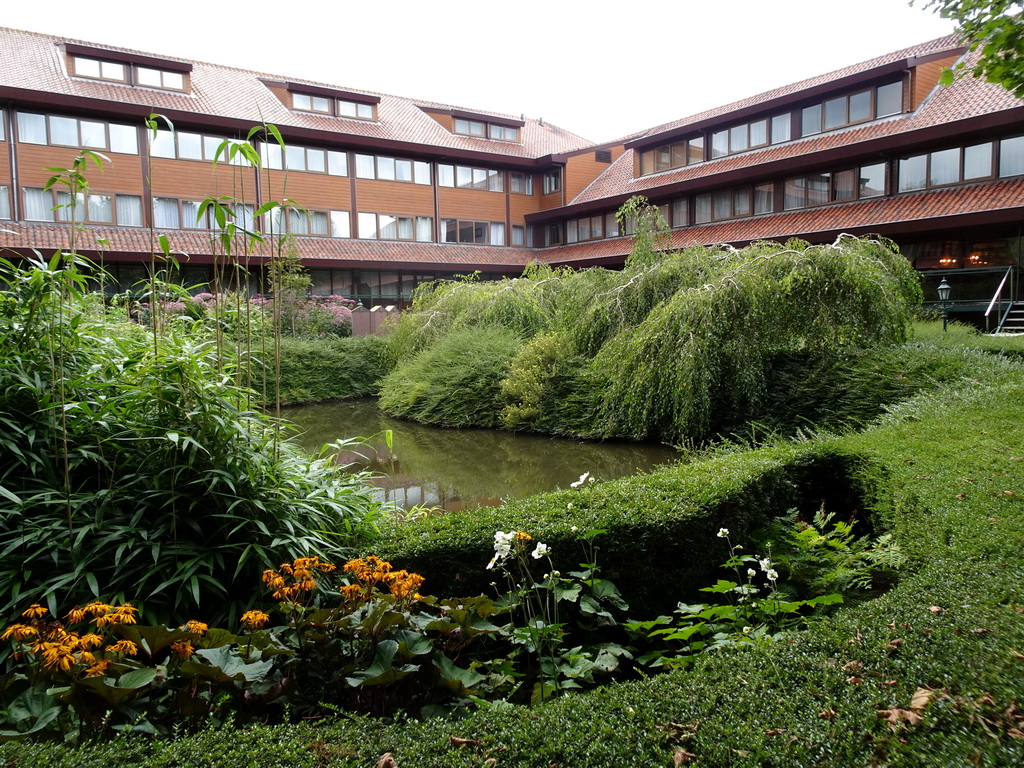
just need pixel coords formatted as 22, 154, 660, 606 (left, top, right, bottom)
937, 277, 951, 332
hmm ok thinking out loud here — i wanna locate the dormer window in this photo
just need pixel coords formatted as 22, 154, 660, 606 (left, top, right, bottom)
288, 87, 378, 121
489, 124, 519, 141
66, 45, 191, 92
455, 118, 486, 137
453, 117, 520, 142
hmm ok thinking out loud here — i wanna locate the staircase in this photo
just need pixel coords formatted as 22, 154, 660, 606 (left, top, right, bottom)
996, 301, 1024, 334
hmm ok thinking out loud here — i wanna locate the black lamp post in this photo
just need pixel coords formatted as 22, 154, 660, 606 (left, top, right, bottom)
937, 277, 952, 332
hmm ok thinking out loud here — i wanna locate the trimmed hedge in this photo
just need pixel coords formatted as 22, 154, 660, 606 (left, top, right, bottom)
275, 335, 390, 404
4, 340, 1024, 765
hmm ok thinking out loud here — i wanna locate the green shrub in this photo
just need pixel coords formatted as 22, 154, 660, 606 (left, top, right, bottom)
379, 326, 523, 427
0, 256, 382, 626
275, 335, 390, 404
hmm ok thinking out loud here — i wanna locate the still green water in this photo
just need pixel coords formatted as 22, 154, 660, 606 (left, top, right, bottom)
285, 399, 681, 512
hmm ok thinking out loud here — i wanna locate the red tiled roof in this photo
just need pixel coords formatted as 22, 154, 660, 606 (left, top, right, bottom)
0, 27, 592, 161
0, 223, 535, 270
542, 177, 1024, 264
568, 50, 1024, 207
632, 36, 964, 142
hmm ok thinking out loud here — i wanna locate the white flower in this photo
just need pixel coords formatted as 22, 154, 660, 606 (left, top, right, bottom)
747, 568, 757, 578
488, 530, 516, 568
759, 557, 772, 571
567, 503, 574, 510
767, 568, 779, 581
570, 525, 578, 532
743, 626, 752, 634
717, 528, 730, 538
532, 542, 551, 559
570, 472, 590, 488
588, 476, 595, 484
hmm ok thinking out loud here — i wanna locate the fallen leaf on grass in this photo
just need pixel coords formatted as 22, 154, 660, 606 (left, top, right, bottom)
673, 748, 697, 765
819, 709, 837, 719
877, 708, 923, 730
910, 688, 936, 711
887, 639, 904, 650
450, 737, 479, 747
374, 754, 398, 768
928, 606, 946, 614
764, 728, 788, 737
846, 676, 863, 685
971, 628, 992, 635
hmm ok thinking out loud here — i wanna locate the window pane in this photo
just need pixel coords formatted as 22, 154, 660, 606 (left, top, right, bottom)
591, 216, 604, 238
396, 216, 413, 239
473, 222, 487, 243
438, 164, 454, 187
442, 218, 457, 242
108, 123, 138, 154
876, 82, 903, 117
489, 222, 504, 245
55, 191, 83, 222
330, 211, 350, 238
488, 170, 503, 192
671, 198, 687, 227
178, 132, 203, 160
695, 193, 712, 223
963, 142, 992, 180
753, 183, 773, 214
307, 149, 326, 173
74, 57, 100, 78
729, 124, 748, 153
338, 100, 357, 117
80, 120, 106, 149
578, 218, 590, 240
164, 72, 184, 90
23, 188, 51, 220
472, 169, 488, 190
456, 166, 473, 188
49, 116, 78, 146
688, 136, 704, 163
312, 96, 330, 113
357, 103, 374, 119
801, 104, 821, 136
181, 200, 205, 228
859, 163, 886, 197
749, 119, 768, 147
151, 129, 177, 158
116, 195, 143, 226
289, 209, 309, 235
0, 186, 10, 219
733, 189, 751, 217
293, 93, 311, 111
823, 97, 847, 130
711, 130, 728, 158
771, 113, 791, 143
512, 224, 525, 246
137, 67, 161, 86
566, 220, 578, 243
355, 154, 376, 179
830, 169, 856, 201
88, 194, 113, 223
605, 212, 620, 237
358, 212, 377, 239
459, 220, 474, 243
416, 216, 432, 242
204, 135, 225, 162
377, 156, 396, 180
414, 161, 430, 185
849, 90, 871, 123
100, 61, 125, 80
807, 174, 829, 205
999, 136, 1024, 177
394, 159, 412, 182
328, 151, 348, 176
784, 178, 805, 210
929, 148, 961, 186
285, 144, 306, 171
260, 142, 283, 169
713, 190, 732, 219
235, 203, 254, 231
153, 198, 179, 228
899, 155, 928, 191
310, 211, 328, 236
17, 113, 47, 144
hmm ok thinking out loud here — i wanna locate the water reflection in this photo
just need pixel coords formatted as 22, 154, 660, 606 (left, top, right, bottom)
285, 399, 680, 512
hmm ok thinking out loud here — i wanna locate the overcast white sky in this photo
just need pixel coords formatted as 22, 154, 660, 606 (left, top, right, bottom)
5, 0, 957, 142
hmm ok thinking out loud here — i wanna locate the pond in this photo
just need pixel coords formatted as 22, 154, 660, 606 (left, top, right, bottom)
285, 399, 681, 512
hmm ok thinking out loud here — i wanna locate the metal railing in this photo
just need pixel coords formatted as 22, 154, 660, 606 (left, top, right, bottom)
984, 266, 1015, 333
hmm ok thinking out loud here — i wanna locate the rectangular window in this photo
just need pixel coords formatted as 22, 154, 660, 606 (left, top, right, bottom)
17, 113, 47, 144
331, 211, 351, 238
489, 124, 519, 141
512, 224, 525, 245
688, 136, 704, 163
0, 186, 9, 219
749, 119, 768, 148
671, 198, 687, 227
695, 193, 712, 224
438, 164, 454, 187
783, 178, 805, 211
117, 195, 143, 227
73, 56, 126, 83
543, 171, 561, 195
489, 222, 505, 246
801, 104, 822, 137
0, 109, 5, 142
455, 118, 486, 137
859, 163, 886, 198
999, 136, 1024, 177
929, 147, 961, 186
753, 183, 774, 214
899, 155, 928, 192
355, 154, 375, 179
963, 142, 993, 180
876, 81, 903, 118
136, 67, 185, 91
711, 130, 729, 158
849, 90, 872, 124
832, 169, 857, 202
153, 198, 180, 228
49, 115, 79, 146
22, 188, 51, 220
605, 212, 620, 237
108, 124, 138, 154
328, 151, 348, 176
732, 189, 751, 217
729, 124, 749, 153
771, 113, 791, 144
416, 216, 432, 242
510, 172, 533, 195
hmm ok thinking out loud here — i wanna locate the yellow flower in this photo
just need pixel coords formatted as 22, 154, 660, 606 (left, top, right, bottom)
386, 571, 425, 600
84, 601, 114, 617
85, 659, 111, 678
184, 621, 208, 636
338, 584, 365, 602
66, 607, 87, 624
240, 610, 270, 631
40, 643, 76, 671
79, 633, 103, 649
107, 639, 139, 656
21, 604, 47, 619
1, 623, 38, 641
515, 531, 533, 542
171, 640, 195, 658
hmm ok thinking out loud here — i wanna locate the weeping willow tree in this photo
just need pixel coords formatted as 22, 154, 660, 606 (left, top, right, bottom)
379, 198, 922, 442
